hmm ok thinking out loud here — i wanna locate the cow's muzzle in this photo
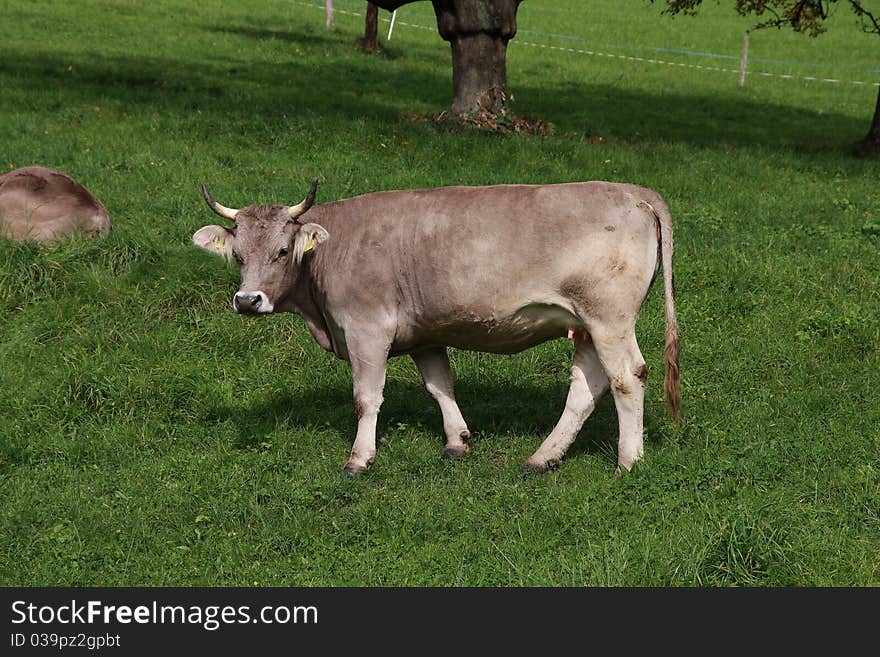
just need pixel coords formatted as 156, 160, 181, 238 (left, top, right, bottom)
233, 290, 274, 314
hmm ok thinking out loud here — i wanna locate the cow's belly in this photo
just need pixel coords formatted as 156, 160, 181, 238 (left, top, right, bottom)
409, 302, 581, 355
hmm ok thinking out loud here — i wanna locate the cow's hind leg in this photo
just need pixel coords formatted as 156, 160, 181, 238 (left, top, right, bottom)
590, 328, 648, 472
411, 347, 471, 459
523, 340, 609, 472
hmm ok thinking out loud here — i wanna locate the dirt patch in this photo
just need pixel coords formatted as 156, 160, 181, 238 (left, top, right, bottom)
407, 110, 551, 136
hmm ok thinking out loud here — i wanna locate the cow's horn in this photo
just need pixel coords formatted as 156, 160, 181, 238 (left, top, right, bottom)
288, 178, 319, 222
201, 184, 239, 221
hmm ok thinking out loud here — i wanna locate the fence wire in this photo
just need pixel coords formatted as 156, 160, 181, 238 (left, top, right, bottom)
294, 1, 880, 88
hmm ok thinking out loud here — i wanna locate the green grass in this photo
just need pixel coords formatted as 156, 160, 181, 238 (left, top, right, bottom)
1, 0, 878, 586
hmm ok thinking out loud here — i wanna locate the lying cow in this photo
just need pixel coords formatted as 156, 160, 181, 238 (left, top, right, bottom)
194, 180, 679, 474
0, 166, 112, 242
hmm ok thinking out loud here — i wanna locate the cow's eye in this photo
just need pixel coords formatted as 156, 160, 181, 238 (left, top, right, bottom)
232, 251, 244, 265
278, 247, 289, 258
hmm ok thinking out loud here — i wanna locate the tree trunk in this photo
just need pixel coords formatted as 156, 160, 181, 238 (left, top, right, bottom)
357, 3, 380, 53
432, 0, 521, 120
449, 32, 508, 116
854, 86, 880, 157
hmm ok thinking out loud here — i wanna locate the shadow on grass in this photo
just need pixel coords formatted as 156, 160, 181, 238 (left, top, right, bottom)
206, 376, 668, 466
208, 25, 343, 47
206, 25, 407, 61
0, 24, 868, 154
516, 78, 870, 154
0, 30, 442, 126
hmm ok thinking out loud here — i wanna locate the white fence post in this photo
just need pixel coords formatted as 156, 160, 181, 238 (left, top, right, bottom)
387, 10, 397, 40
326, 0, 334, 28
739, 31, 749, 88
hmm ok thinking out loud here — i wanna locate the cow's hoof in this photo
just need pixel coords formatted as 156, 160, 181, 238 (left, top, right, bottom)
616, 456, 640, 475
441, 444, 469, 460
521, 457, 559, 474
615, 460, 642, 477
343, 463, 367, 476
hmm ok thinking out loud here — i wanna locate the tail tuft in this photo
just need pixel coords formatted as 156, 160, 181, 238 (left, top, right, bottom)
664, 312, 680, 423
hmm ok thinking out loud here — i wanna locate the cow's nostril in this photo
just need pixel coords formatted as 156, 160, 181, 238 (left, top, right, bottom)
234, 291, 270, 314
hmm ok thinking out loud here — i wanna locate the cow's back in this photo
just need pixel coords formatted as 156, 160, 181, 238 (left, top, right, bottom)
0, 166, 112, 242
308, 182, 664, 353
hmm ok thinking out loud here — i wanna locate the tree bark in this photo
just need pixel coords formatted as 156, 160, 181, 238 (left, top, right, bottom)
854, 86, 880, 157
357, 3, 380, 52
433, 0, 521, 119
447, 31, 508, 116
368, 0, 523, 119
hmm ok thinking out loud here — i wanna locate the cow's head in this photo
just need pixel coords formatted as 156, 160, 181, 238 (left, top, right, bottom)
193, 179, 329, 314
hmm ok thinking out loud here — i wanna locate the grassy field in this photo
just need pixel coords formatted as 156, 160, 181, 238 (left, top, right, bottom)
1, 0, 878, 586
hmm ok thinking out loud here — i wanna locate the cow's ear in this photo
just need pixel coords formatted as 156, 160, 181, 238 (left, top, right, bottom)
293, 223, 329, 264
193, 225, 234, 260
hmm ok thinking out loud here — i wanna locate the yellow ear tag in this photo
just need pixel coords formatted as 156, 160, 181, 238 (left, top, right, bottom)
303, 237, 317, 253
213, 237, 225, 251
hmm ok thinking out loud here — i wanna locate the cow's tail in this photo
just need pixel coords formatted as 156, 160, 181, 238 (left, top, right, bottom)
641, 199, 680, 424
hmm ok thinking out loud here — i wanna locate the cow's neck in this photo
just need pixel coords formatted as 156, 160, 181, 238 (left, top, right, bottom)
287, 265, 338, 357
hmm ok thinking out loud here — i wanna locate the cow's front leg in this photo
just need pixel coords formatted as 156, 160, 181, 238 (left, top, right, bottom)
344, 341, 390, 475
411, 347, 471, 459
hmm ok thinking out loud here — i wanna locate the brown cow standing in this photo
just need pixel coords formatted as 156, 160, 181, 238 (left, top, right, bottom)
194, 180, 680, 475
0, 167, 112, 242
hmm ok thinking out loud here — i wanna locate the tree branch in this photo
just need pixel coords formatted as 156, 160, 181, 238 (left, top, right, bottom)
848, 0, 880, 34
656, 0, 878, 37
369, 0, 418, 11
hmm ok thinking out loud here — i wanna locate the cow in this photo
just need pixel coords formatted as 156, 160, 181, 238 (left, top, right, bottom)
0, 166, 112, 243
193, 180, 679, 475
